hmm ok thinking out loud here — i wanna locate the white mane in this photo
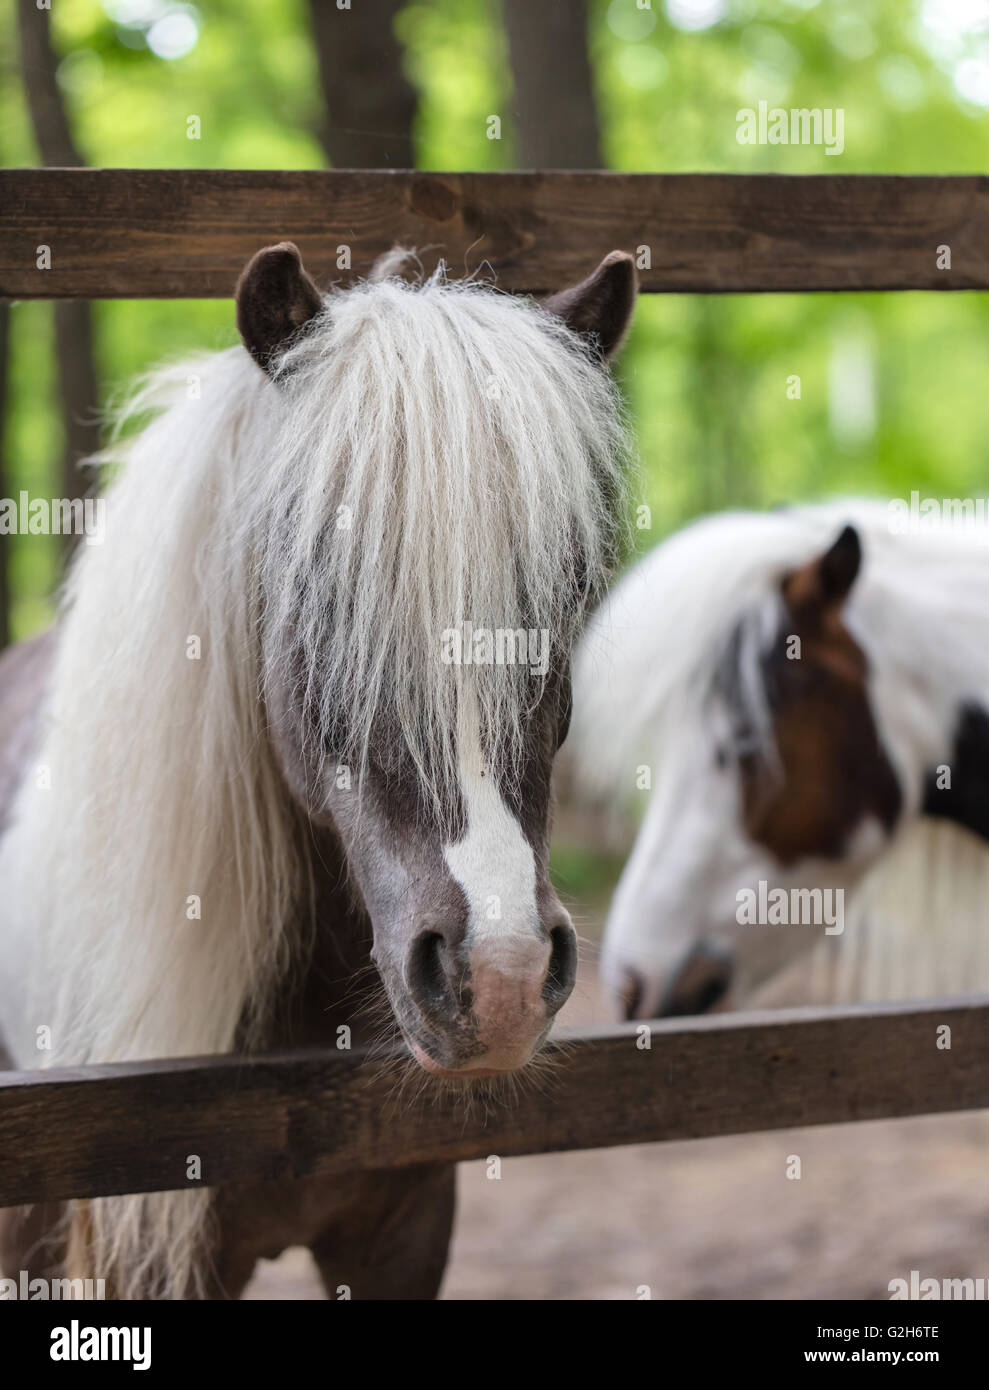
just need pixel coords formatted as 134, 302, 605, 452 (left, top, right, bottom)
571, 500, 989, 805
0, 269, 628, 1296
263, 270, 628, 815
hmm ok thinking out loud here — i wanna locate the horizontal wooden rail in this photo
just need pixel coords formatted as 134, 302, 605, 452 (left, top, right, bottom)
1, 997, 986, 1206
1, 170, 986, 300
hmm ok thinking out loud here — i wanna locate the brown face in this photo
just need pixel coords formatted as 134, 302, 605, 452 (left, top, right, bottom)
736, 525, 902, 866
239, 242, 639, 1076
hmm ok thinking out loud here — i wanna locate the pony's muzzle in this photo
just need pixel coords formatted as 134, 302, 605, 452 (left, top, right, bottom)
617, 940, 734, 1021
405, 914, 577, 1074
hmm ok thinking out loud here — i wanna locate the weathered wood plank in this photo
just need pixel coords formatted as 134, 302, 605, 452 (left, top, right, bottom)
1, 170, 986, 299
1, 997, 985, 1205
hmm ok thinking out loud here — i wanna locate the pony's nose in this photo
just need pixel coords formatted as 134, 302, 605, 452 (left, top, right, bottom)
615, 942, 734, 1021
469, 915, 576, 1021
659, 941, 734, 1018
465, 921, 576, 1069
405, 912, 578, 1070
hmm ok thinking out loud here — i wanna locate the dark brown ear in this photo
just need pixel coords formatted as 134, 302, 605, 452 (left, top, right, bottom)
542, 251, 638, 360
782, 524, 862, 614
235, 242, 324, 375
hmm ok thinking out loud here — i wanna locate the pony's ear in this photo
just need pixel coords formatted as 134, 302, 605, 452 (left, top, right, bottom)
783, 524, 862, 613
235, 242, 324, 375
541, 251, 638, 360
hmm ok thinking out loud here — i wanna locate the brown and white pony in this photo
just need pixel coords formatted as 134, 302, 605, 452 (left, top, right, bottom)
0, 244, 637, 1297
568, 502, 989, 1017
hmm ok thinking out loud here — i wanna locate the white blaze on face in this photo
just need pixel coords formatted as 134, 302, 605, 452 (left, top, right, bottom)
441, 693, 554, 1070
442, 691, 541, 967
600, 742, 746, 1007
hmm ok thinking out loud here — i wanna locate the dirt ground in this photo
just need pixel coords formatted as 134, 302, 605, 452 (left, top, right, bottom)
245, 952, 989, 1301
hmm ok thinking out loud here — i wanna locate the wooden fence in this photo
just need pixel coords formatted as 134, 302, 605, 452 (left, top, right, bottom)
2, 170, 988, 297
1, 998, 987, 1206
0, 170, 987, 1207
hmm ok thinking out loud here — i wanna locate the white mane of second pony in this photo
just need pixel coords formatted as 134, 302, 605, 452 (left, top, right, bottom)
571, 499, 989, 808
0, 268, 628, 1296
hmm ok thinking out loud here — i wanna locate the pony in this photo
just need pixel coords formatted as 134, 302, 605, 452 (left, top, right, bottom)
0, 242, 638, 1298
567, 501, 989, 1018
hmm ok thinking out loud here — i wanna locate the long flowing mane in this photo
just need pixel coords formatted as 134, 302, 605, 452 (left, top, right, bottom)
0, 269, 629, 1295
263, 271, 628, 813
569, 500, 989, 1007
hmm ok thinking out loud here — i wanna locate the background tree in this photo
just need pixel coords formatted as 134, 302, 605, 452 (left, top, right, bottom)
0, 299, 9, 649
17, 0, 100, 564
306, 0, 417, 167
2, 0, 987, 643
501, 0, 602, 168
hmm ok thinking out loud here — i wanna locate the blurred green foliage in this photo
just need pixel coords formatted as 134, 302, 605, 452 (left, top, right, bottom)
1, 0, 988, 640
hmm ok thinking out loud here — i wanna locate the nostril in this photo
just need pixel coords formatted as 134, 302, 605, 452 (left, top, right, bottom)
407, 931, 450, 1012
693, 970, 731, 1015
660, 943, 734, 1018
542, 924, 577, 1011
618, 968, 645, 1021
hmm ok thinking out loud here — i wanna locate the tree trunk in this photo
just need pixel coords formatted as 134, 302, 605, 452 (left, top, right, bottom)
305, 0, 417, 168
18, 0, 100, 564
501, 0, 603, 168
0, 302, 10, 649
